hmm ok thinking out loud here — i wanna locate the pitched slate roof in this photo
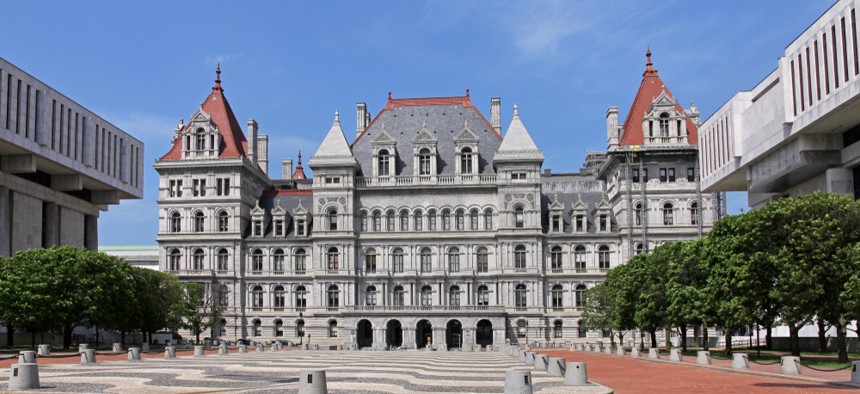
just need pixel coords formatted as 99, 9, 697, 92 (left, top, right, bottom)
351, 92, 502, 177
496, 104, 543, 162
619, 50, 699, 146
160, 66, 249, 160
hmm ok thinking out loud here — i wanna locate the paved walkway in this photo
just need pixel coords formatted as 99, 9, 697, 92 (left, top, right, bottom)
539, 348, 858, 394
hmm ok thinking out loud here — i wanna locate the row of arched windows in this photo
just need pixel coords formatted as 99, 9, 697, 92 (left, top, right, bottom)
249, 248, 308, 274
360, 208, 494, 232
376, 147, 477, 176
248, 318, 337, 338
633, 201, 700, 226
169, 210, 229, 233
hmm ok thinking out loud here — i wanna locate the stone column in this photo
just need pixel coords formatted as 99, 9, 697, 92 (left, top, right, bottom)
403, 328, 416, 348
0, 186, 8, 257
42, 203, 58, 248
434, 327, 446, 349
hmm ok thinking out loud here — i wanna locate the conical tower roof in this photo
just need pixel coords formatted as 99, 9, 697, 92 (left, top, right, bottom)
308, 111, 358, 168
495, 104, 543, 162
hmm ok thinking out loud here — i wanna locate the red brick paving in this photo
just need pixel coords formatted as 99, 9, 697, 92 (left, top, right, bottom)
540, 349, 858, 394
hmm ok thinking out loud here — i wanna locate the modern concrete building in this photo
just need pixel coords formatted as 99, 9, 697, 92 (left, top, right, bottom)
0, 57, 144, 256
700, 0, 860, 207
156, 59, 714, 349
99, 245, 160, 271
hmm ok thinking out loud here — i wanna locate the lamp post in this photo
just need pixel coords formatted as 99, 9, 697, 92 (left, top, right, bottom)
299, 312, 304, 345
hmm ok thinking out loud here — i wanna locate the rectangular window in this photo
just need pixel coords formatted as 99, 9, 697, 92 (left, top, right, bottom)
668, 168, 675, 182
511, 172, 527, 180
193, 179, 206, 196
642, 169, 648, 182
599, 214, 608, 232
274, 220, 284, 236
575, 214, 585, 232
297, 220, 306, 236
216, 178, 230, 196
551, 215, 561, 232
687, 167, 695, 182
253, 221, 262, 236
477, 253, 488, 273
632, 169, 639, 183
324, 176, 341, 184
659, 168, 667, 182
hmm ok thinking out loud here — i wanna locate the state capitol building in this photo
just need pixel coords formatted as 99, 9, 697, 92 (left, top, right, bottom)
155, 52, 722, 349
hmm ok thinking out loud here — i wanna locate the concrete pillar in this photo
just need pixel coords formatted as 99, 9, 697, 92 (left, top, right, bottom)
220, 343, 229, 355
37, 345, 50, 356
8, 363, 40, 390
0, 186, 8, 257
256, 343, 264, 352
128, 347, 141, 361
732, 353, 748, 369
298, 370, 327, 394
239, 344, 247, 354
616, 346, 625, 356
112, 343, 122, 353
603, 345, 612, 354
565, 362, 588, 386
780, 356, 801, 375
648, 348, 660, 359
78, 344, 89, 353
81, 349, 96, 364
547, 357, 565, 377
194, 345, 205, 356
534, 354, 549, 371
18, 351, 36, 364
851, 361, 860, 384
525, 352, 536, 366
504, 370, 533, 394
84, 215, 97, 251
669, 349, 682, 362
825, 168, 854, 195
165, 346, 176, 358
696, 351, 711, 365
631, 348, 641, 358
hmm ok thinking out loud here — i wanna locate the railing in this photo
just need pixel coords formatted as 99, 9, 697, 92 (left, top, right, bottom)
347, 305, 506, 312
172, 269, 215, 276
355, 174, 497, 188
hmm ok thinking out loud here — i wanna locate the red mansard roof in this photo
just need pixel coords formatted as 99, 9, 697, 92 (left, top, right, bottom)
160, 66, 249, 160
619, 51, 699, 146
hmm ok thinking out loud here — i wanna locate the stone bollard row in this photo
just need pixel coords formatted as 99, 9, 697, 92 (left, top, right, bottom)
220, 343, 229, 355
165, 346, 176, 358
603, 345, 612, 354
696, 350, 711, 365
669, 349, 683, 362
78, 343, 89, 353
732, 353, 748, 369
256, 343, 265, 352
128, 347, 141, 361
534, 354, 549, 371
194, 345, 205, 357
547, 357, 566, 377
37, 344, 51, 356
780, 356, 801, 375
565, 362, 588, 386
504, 370, 533, 394
8, 363, 40, 390
524, 352, 535, 366
112, 343, 123, 353
239, 344, 248, 354
18, 351, 36, 364
631, 348, 641, 358
298, 370, 327, 394
648, 348, 660, 359
81, 349, 96, 364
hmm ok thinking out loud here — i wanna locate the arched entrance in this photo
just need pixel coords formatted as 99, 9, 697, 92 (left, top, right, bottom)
357, 319, 373, 349
416, 320, 432, 349
446, 320, 463, 349
386, 320, 403, 348
476, 319, 493, 348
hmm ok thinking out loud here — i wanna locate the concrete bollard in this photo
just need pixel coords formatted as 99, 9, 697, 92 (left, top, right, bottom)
547, 357, 566, 377
565, 362, 588, 386
851, 361, 860, 384
631, 348, 641, 358
518, 350, 526, 362
112, 343, 123, 353
18, 351, 36, 364
603, 345, 613, 354
165, 346, 176, 358
256, 344, 265, 352
524, 352, 535, 366
669, 349, 682, 362
8, 363, 40, 390
239, 344, 247, 354
313, 344, 319, 350
271, 343, 278, 352
78, 343, 89, 353
535, 354, 549, 371
141, 342, 150, 352
219, 344, 229, 355
696, 351, 711, 365
81, 349, 96, 364
504, 370, 533, 394
732, 353, 748, 369
194, 345, 205, 356
780, 356, 801, 375
616, 346, 626, 356
128, 347, 141, 361
37, 344, 51, 356
648, 348, 660, 359
298, 370, 327, 394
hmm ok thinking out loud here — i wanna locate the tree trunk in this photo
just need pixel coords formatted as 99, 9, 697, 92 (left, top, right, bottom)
680, 326, 688, 352
6, 323, 13, 347
121, 331, 126, 346
62, 325, 72, 350
31, 331, 36, 347
765, 325, 773, 350
788, 324, 801, 357
725, 331, 733, 356
836, 317, 849, 363
665, 325, 672, 349
817, 318, 828, 353
703, 322, 709, 351
650, 329, 657, 348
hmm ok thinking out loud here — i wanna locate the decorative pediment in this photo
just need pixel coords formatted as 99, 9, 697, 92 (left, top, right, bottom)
412, 122, 437, 144
293, 200, 309, 217
595, 195, 611, 211
648, 89, 676, 112
454, 121, 479, 142
189, 108, 212, 125
571, 193, 588, 211
251, 200, 265, 216
271, 200, 287, 216
548, 193, 564, 211
372, 125, 396, 144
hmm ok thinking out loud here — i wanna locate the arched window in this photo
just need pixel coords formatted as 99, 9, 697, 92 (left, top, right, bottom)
294, 248, 307, 274
274, 319, 283, 337
273, 286, 285, 311
551, 284, 563, 310
575, 284, 587, 308
553, 320, 563, 338
251, 285, 263, 311
470, 209, 479, 230
663, 203, 674, 225
477, 285, 489, 306
400, 209, 409, 231
414, 209, 423, 231
484, 209, 493, 230
517, 319, 527, 338
449, 285, 461, 306
216, 248, 229, 271
372, 211, 381, 232
387, 211, 395, 231
514, 206, 524, 228
253, 319, 262, 337
295, 286, 307, 311
442, 209, 451, 231
461, 147, 473, 174
327, 247, 339, 272
170, 212, 182, 233
456, 209, 465, 230
419, 148, 432, 175
690, 201, 699, 225
360, 212, 368, 231
195, 128, 206, 151
393, 285, 405, 306
327, 285, 340, 308
329, 320, 338, 338
634, 202, 643, 226
272, 249, 285, 272
659, 112, 670, 137
550, 246, 563, 272
574, 246, 587, 272
194, 211, 205, 232
476, 247, 489, 273
328, 209, 338, 231
378, 149, 391, 176
296, 319, 305, 337
420, 247, 432, 272
635, 243, 645, 255
448, 247, 460, 272
428, 209, 437, 230
192, 249, 205, 271
514, 245, 527, 270
218, 211, 229, 232
168, 249, 181, 271
392, 248, 404, 273
515, 284, 527, 309
251, 249, 263, 273
577, 319, 586, 338
365, 248, 377, 274
420, 285, 433, 306
598, 245, 610, 271
366, 285, 377, 306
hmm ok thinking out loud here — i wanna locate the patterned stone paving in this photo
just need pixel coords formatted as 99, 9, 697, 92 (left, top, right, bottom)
0, 349, 610, 393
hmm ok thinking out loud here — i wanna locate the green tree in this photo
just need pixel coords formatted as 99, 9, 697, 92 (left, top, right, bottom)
132, 268, 187, 345
635, 244, 672, 348
581, 284, 616, 345
667, 239, 716, 351
182, 282, 224, 344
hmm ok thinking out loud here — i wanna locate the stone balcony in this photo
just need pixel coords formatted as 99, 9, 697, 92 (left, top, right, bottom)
355, 174, 497, 189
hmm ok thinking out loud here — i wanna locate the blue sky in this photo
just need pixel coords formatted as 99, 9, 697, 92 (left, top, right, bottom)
0, 1, 834, 245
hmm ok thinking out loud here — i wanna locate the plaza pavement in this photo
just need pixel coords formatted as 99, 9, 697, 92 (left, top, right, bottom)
0, 347, 608, 393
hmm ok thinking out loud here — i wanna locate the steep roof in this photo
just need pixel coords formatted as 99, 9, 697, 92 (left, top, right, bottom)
291, 151, 307, 180
160, 66, 249, 160
312, 111, 353, 157
495, 104, 544, 163
619, 50, 699, 146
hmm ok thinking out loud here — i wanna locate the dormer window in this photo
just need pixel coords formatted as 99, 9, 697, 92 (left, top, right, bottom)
460, 147, 474, 174
419, 148, 432, 175
274, 219, 284, 236
575, 214, 585, 232
551, 214, 561, 233
378, 149, 391, 176
297, 219, 307, 236
195, 128, 206, 150
659, 112, 670, 136
252, 220, 263, 236
599, 214, 608, 231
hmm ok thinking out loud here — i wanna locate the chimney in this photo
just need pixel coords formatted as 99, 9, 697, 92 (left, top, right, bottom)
356, 102, 368, 138
490, 97, 501, 133
247, 118, 258, 165
606, 107, 619, 146
257, 134, 269, 175
282, 159, 293, 179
